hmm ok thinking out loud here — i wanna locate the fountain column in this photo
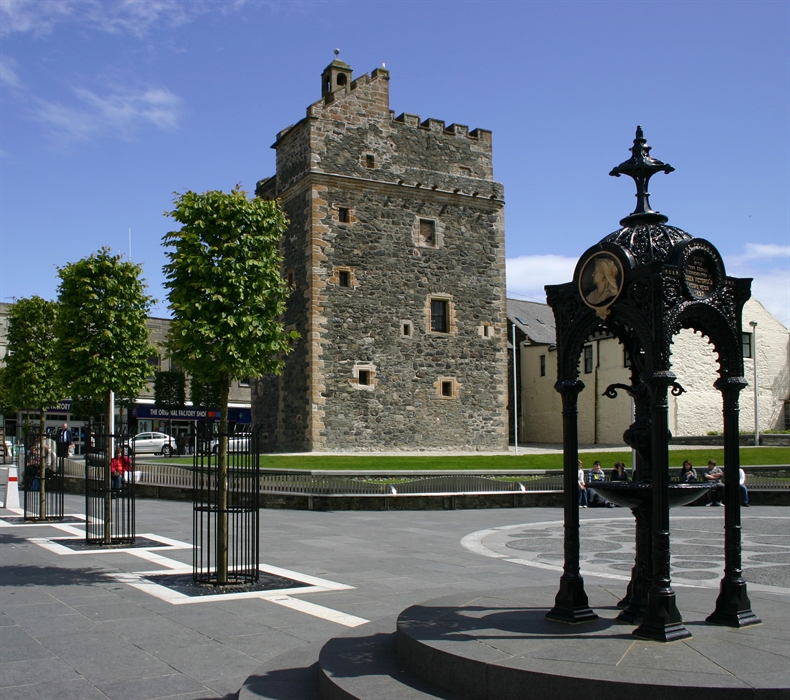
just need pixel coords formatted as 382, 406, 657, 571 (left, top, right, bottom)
634, 371, 690, 641
546, 379, 598, 624
707, 376, 761, 627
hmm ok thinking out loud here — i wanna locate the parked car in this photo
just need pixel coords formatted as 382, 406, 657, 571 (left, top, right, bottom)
210, 434, 250, 454
127, 432, 176, 456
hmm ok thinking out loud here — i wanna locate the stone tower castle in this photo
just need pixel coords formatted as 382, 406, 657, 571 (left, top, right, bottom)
252, 57, 509, 452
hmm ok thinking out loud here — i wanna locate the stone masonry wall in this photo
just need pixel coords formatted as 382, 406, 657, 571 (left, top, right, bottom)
252, 64, 509, 452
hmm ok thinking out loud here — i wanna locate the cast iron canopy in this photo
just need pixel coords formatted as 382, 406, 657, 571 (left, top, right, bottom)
601, 126, 692, 268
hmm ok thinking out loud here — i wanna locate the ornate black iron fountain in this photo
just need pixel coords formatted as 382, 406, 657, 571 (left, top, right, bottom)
544, 127, 761, 640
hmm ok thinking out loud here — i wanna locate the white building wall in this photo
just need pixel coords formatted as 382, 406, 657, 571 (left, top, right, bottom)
669, 298, 789, 436
519, 340, 631, 444
519, 345, 562, 443
518, 297, 788, 444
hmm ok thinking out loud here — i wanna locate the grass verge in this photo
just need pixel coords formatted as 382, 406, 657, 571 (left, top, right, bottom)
162, 446, 790, 471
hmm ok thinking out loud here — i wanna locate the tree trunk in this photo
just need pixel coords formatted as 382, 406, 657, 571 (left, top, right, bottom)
216, 378, 231, 584
38, 409, 46, 521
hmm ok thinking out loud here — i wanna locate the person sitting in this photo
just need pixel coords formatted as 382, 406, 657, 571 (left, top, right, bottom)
679, 460, 697, 483
111, 447, 131, 491
610, 461, 629, 481
578, 460, 588, 508
740, 468, 749, 507
587, 461, 614, 507
704, 459, 724, 505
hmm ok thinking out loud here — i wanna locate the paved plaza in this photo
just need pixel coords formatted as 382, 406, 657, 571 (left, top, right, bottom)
1, 493, 788, 699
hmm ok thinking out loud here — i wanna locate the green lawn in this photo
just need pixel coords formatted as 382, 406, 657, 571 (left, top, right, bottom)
162, 446, 790, 471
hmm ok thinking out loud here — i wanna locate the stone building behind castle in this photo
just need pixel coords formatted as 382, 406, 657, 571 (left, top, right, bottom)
252, 58, 509, 452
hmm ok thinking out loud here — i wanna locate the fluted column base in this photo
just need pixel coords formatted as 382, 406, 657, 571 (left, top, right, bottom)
707, 580, 762, 627
546, 574, 598, 624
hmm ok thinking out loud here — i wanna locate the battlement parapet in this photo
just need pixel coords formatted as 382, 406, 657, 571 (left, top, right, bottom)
393, 113, 491, 144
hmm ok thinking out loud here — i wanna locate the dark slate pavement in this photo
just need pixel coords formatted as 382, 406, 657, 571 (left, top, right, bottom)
1, 493, 788, 699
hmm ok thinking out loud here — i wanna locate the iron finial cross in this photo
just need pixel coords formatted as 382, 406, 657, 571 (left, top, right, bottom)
610, 126, 674, 224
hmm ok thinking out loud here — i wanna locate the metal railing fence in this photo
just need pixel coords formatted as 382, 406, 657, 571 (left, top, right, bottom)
55, 460, 790, 498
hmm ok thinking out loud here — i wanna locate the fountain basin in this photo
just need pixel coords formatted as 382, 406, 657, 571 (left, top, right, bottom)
589, 481, 712, 509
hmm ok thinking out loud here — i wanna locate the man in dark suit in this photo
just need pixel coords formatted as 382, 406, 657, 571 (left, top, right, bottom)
56, 423, 72, 458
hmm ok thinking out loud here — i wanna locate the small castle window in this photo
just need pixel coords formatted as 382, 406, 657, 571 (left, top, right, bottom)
339, 270, 350, 288
459, 166, 471, 175
364, 154, 375, 168
540, 355, 546, 377
483, 324, 493, 338
358, 370, 370, 386
431, 299, 449, 333
441, 380, 453, 398
338, 207, 349, 223
419, 219, 437, 247
402, 321, 412, 337
337, 73, 347, 87
286, 271, 294, 289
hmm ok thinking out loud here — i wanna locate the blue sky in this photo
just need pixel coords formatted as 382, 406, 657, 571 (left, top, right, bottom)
1, 0, 788, 327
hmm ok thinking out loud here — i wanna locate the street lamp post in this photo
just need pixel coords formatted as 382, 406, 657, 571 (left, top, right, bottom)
512, 322, 518, 457
749, 320, 758, 446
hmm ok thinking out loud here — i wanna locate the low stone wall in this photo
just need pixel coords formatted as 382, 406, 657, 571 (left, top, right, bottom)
62, 476, 786, 510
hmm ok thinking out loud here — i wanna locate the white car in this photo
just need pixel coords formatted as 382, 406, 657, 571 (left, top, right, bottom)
128, 432, 176, 456
210, 435, 250, 454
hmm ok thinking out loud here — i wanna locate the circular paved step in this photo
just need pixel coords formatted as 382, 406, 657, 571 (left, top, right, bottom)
396, 585, 790, 700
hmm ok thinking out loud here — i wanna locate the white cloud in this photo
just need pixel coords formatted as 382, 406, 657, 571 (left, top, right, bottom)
506, 254, 577, 303
0, 0, 205, 37
0, 54, 20, 87
35, 84, 182, 144
0, 0, 75, 36
749, 269, 790, 331
736, 243, 790, 263
727, 241, 790, 329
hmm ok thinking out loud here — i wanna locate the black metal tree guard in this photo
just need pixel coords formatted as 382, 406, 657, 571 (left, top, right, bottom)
193, 422, 260, 586
544, 127, 760, 639
85, 426, 136, 545
22, 426, 64, 521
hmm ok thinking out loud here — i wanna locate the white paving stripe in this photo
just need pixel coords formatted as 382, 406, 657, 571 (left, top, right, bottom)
131, 549, 191, 569
266, 594, 369, 627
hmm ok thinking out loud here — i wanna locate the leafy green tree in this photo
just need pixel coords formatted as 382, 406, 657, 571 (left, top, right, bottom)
154, 370, 185, 449
55, 248, 155, 541
1, 296, 64, 519
154, 370, 186, 411
189, 377, 222, 410
163, 186, 297, 583
188, 377, 222, 454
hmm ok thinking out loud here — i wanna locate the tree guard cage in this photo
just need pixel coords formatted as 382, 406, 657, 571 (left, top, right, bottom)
193, 423, 260, 585
85, 427, 136, 545
544, 128, 760, 641
22, 427, 64, 521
